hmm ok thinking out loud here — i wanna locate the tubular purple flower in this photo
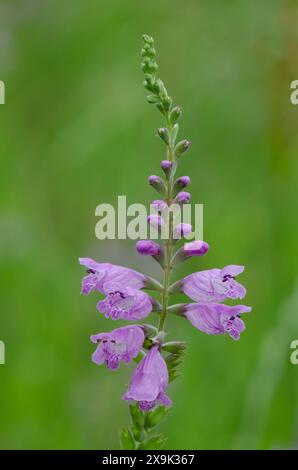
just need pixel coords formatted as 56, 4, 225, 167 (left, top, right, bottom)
79, 258, 146, 295
175, 191, 191, 203
122, 345, 172, 411
174, 223, 193, 238
136, 240, 161, 256
183, 303, 252, 340
97, 285, 154, 320
90, 325, 145, 370
182, 265, 247, 303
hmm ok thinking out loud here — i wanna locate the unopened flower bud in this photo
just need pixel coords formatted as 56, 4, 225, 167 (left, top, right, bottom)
183, 240, 209, 256
136, 240, 165, 269
148, 175, 166, 195
173, 176, 190, 197
174, 223, 193, 239
171, 240, 209, 265
181, 175, 191, 185
174, 139, 191, 159
158, 127, 170, 145
142, 34, 154, 46
147, 214, 163, 228
170, 106, 182, 125
136, 240, 161, 256
162, 341, 186, 353
175, 191, 191, 204
160, 160, 173, 178
147, 95, 160, 104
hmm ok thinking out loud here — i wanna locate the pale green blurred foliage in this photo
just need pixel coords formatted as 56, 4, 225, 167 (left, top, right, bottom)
0, 0, 298, 449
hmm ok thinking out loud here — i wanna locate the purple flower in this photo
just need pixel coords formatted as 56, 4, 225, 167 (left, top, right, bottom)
97, 286, 153, 320
79, 258, 146, 295
183, 240, 209, 256
174, 223, 193, 238
182, 265, 246, 303
91, 325, 145, 370
184, 303, 252, 340
136, 240, 161, 256
122, 345, 172, 411
175, 191, 191, 203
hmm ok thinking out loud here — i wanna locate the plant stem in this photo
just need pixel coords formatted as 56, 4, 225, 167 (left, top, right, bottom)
158, 112, 175, 333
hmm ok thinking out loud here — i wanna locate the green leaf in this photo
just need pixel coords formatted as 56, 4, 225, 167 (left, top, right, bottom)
138, 434, 167, 450
145, 406, 170, 430
119, 428, 135, 450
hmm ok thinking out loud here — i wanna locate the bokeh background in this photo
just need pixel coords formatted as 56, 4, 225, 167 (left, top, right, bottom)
0, 0, 298, 450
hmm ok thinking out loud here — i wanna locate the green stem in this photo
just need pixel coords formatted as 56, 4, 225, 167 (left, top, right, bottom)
158, 112, 175, 333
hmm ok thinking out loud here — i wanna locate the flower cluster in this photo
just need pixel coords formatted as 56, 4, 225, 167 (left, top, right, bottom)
79, 35, 252, 449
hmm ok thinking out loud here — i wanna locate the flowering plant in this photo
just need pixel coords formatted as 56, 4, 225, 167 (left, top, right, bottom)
79, 35, 252, 450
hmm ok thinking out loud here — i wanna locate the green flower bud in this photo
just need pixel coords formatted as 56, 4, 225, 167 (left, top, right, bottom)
170, 106, 182, 124
162, 341, 187, 353
174, 139, 191, 159
157, 127, 170, 145
147, 95, 160, 104
142, 34, 154, 46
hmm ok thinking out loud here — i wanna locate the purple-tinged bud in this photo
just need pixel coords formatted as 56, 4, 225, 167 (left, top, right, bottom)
136, 240, 161, 256
171, 240, 209, 265
183, 240, 209, 256
174, 223, 193, 239
148, 175, 160, 184
175, 191, 191, 204
152, 199, 168, 211
161, 160, 172, 170
174, 140, 191, 159
136, 240, 165, 267
148, 175, 166, 196
178, 176, 190, 187
158, 128, 170, 145
173, 176, 191, 196
147, 214, 163, 228
161, 160, 173, 179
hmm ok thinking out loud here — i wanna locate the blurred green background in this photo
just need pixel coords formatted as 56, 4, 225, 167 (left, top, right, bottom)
1, 0, 298, 450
